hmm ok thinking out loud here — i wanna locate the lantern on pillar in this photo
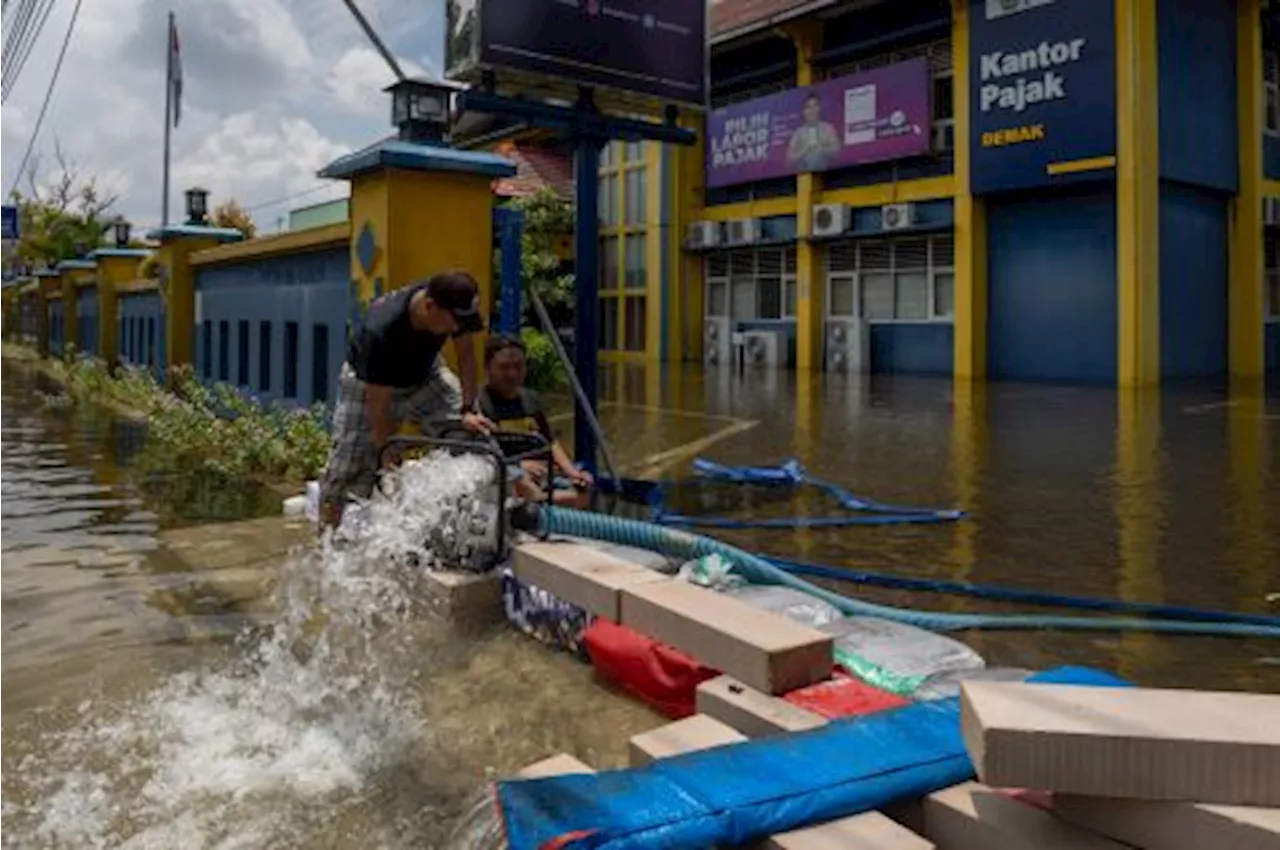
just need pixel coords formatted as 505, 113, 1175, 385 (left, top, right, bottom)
184, 187, 210, 225
385, 78, 460, 145
112, 216, 132, 248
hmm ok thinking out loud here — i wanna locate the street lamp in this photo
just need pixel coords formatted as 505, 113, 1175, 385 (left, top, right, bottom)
112, 217, 132, 248
385, 78, 461, 144
184, 187, 210, 225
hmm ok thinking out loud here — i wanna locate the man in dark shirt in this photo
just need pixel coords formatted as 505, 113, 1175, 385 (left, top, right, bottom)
318, 270, 495, 527
476, 334, 592, 507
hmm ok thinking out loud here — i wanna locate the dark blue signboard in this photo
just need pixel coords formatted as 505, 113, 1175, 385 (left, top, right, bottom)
1, 205, 18, 241
447, 0, 707, 110
968, 0, 1116, 195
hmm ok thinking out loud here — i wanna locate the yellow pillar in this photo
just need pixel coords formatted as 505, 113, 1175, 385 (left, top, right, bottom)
1232, 0, 1266, 385
57, 263, 85, 353
646, 141, 665, 364
34, 271, 58, 356
952, 0, 988, 381
788, 21, 825, 373
91, 248, 152, 371
673, 112, 706, 364
320, 142, 516, 388
150, 225, 243, 377
1115, 0, 1162, 388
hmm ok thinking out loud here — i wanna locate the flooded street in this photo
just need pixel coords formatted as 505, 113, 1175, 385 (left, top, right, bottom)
2, 359, 1279, 848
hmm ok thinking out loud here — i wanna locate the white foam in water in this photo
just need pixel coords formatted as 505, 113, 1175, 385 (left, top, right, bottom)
4, 451, 498, 849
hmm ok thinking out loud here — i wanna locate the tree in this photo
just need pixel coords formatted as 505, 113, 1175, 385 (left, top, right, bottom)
7, 143, 118, 270
211, 198, 257, 239
509, 188, 574, 325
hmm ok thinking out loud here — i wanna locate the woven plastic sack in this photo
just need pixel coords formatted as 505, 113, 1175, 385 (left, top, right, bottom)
821, 616, 985, 696
725, 585, 843, 630
782, 670, 909, 720
501, 568, 593, 660
583, 618, 719, 719
913, 666, 1035, 701
676, 553, 747, 591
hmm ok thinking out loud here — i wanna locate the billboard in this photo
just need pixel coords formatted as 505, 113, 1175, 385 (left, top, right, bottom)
446, 0, 707, 112
968, 0, 1117, 195
705, 58, 932, 190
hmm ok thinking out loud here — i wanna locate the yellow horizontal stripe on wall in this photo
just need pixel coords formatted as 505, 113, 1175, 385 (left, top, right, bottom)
1046, 155, 1117, 176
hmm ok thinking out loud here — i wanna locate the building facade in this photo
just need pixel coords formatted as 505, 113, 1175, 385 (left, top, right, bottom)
485, 0, 1278, 386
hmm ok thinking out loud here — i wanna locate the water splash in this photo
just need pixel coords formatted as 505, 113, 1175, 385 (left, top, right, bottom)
3, 451, 498, 849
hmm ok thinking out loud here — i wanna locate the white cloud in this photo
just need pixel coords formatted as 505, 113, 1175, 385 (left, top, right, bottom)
327, 47, 425, 117
1, 0, 444, 232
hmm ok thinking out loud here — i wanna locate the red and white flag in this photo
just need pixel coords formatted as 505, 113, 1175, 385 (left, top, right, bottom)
168, 13, 183, 127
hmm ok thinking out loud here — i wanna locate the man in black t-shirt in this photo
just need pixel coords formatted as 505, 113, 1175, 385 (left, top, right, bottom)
476, 334, 592, 507
318, 270, 495, 527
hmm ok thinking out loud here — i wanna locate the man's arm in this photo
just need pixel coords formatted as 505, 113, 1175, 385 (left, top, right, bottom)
364, 383, 396, 465
454, 332, 479, 411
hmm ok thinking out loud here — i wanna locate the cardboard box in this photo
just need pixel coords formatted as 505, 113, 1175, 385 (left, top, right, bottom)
919, 782, 1126, 849
512, 541, 667, 621
961, 682, 1280, 806
1053, 796, 1280, 850
516, 752, 595, 779
696, 675, 827, 737
621, 581, 833, 694
629, 713, 747, 767
631, 713, 933, 849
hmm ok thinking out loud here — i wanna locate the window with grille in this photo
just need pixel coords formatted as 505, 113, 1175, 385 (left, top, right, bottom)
705, 247, 798, 321
830, 38, 954, 152
824, 233, 955, 322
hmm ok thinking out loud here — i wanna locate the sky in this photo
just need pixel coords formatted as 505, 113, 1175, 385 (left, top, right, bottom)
1, 0, 445, 232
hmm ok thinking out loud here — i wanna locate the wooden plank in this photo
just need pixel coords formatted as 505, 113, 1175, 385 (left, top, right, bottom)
696, 675, 827, 737
1053, 796, 1280, 850
512, 541, 666, 621
919, 782, 1127, 850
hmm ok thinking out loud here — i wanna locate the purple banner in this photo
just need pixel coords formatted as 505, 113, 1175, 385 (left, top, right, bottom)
706, 57, 932, 189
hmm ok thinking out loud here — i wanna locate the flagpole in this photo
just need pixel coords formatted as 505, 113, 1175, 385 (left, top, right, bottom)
161, 9, 173, 227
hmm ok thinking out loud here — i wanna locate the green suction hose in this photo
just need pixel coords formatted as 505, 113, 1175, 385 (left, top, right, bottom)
541, 507, 1280, 639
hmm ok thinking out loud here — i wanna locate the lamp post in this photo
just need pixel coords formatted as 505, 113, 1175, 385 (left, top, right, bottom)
184, 187, 210, 225
384, 78, 462, 145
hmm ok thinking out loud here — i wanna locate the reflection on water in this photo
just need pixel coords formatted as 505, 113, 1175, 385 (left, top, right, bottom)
2, 356, 1278, 848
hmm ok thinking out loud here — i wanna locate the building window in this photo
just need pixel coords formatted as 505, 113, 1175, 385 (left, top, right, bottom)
830, 38, 954, 152
1267, 230, 1280, 320
624, 234, 646, 289
598, 297, 618, 350
312, 323, 329, 403
624, 166, 647, 225
598, 140, 653, 351
623, 295, 646, 351
1266, 50, 1280, 137
824, 233, 954, 322
284, 321, 299, 399
704, 246, 798, 322
237, 320, 250, 386
258, 321, 272, 392
600, 237, 621, 290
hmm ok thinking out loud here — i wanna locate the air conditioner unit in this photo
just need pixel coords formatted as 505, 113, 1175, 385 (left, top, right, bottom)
738, 329, 787, 368
704, 317, 731, 366
825, 318, 870, 373
1265, 197, 1280, 227
882, 203, 915, 232
687, 220, 721, 249
811, 203, 850, 238
725, 218, 760, 246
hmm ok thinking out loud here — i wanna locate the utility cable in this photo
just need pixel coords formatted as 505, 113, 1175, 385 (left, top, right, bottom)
4, 0, 57, 101
5, 0, 82, 197
2, 0, 38, 82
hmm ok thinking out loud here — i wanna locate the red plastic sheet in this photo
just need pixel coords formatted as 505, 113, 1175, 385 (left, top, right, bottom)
782, 668, 909, 719
583, 619, 720, 719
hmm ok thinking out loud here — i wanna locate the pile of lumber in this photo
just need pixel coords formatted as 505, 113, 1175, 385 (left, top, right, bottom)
503, 540, 1280, 849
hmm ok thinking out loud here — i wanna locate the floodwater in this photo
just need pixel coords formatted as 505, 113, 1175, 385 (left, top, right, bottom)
2, 357, 1279, 848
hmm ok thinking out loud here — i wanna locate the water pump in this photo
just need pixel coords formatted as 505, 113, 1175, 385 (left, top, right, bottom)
377, 421, 553, 572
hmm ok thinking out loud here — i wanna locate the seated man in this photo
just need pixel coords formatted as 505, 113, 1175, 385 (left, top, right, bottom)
318, 271, 494, 528
476, 334, 593, 508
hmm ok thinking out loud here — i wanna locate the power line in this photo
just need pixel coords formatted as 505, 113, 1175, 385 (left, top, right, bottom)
2, 0, 38, 77
242, 183, 339, 213
4, 0, 58, 101
5, 0, 83, 197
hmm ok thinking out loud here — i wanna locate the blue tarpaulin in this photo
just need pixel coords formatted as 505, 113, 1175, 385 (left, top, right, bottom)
496, 666, 1130, 850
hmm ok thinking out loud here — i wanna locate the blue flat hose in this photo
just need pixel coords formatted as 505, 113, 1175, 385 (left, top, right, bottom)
541, 507, 1280, 638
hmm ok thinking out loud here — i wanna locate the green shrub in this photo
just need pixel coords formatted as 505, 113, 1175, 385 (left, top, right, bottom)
519, 327, 566, 392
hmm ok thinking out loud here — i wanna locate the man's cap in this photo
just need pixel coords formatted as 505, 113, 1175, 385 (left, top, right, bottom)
426, 271, 484, 334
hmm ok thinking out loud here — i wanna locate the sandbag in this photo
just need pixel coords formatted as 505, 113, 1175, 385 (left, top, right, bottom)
782, 670, 908, 719
501, 569, 593, 660
583, 618, 719, 719
724, 584, 843, 630
495, 666, 1131, 850
821, 616, 985, 696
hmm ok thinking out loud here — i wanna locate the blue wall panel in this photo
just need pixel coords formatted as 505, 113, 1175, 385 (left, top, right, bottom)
1267, 137, 1280, 181
986, 187, 1118, 383
1157, 0, 1237, 192
870, 323, 953, 374
1159, 183, 1228, 379
195, 247, 348, 406
77, 288, 99, 357
118, 291, 165, 378
48, 300, 64, 355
